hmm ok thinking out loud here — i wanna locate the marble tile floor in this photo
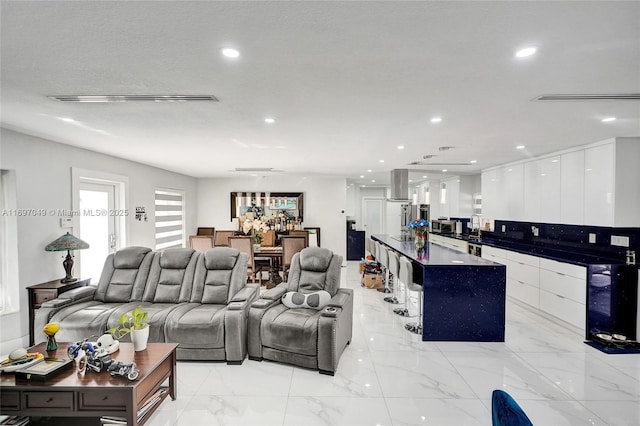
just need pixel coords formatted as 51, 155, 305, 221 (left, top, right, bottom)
147, 261, 640, 426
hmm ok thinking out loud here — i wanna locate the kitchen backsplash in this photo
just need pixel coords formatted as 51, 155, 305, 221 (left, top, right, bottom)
486, 220, 639, 263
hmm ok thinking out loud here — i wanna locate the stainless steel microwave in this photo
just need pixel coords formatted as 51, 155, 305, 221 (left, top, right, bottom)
431, 220, 455, 234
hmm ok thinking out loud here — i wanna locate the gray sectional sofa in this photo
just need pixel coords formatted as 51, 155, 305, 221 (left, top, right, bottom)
34, 246, 258, 363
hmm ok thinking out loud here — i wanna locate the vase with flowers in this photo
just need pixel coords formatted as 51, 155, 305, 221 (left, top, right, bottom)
243, 216, 270, 249
407, 218, 430, 250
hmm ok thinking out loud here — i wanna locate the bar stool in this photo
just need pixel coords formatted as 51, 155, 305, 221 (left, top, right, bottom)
376, 243, 392, 294
399, 256, 422, 334
385, 249, 400, 304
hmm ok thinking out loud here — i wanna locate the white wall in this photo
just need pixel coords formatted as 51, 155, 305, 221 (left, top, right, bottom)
0, 128, 198, 352
197, 175, 347, 262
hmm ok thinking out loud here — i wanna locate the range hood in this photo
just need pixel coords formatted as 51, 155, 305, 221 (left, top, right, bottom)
388, 169, 411, 201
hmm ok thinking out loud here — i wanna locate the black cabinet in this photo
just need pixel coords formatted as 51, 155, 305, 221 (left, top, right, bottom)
347, 231, 365, 260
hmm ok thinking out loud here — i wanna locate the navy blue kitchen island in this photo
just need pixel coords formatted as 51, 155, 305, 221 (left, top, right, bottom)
373, 234, 507, 342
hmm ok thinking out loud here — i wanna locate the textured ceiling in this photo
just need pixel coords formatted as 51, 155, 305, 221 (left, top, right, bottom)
1, 1, 639, 186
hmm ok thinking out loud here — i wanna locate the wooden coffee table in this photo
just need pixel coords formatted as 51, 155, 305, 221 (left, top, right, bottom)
0, 342, 177, 426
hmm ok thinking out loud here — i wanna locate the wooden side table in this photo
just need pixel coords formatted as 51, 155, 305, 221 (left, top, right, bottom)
27, 277, 91, 345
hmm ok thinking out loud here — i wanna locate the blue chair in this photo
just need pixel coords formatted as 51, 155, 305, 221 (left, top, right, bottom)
491, 390, 533, 426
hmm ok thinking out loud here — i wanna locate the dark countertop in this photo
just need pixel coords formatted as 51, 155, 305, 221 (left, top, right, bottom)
428, 233, 625, 266
372, 234, 503, 267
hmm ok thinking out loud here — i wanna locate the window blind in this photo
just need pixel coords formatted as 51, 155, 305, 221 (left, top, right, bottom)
154, 189, 184, 250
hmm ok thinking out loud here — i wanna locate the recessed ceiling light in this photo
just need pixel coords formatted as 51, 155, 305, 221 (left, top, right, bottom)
516, 145, 525, 150
601, 117, 616, 122
442, 169, 448, 173
264, 117, 276, 124
361, 185, 366, 188
371, 180, 376, 183
551, 159, 559, 163
409, 179, 413, 183
430, 117, 443, 123
360, 175, 364, 178
470, 160, 477, 164
58, 117, 77, 123
379, 160, 384, 163
397, 145, 405, 150
422, 175, 427, 178
515, 47, 537, 58
367, 169, 372, 173
222, 48, 240, 58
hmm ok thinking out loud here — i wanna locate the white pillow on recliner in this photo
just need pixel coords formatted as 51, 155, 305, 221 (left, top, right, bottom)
281, 290, 331, 310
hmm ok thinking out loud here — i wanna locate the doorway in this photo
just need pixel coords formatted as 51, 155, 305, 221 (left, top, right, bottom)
362, 198, 384, 239
72, 168, 128, 282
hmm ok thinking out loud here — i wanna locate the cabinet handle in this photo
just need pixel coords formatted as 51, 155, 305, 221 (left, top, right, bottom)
556, 272, 565, 276
555, 294, 565, 299
47, 397, 54, 403
103, 396, 109, 400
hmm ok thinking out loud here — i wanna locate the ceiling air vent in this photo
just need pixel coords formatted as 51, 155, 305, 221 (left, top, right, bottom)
48, 95, 219, 102
234, 168, 275, 172
534, 94, 640, 101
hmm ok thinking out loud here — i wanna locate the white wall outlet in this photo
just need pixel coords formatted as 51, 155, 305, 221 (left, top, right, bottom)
501, 225, 506, 232
589, 233, 596, 244
611, 235, 630, 247
60, 217, 73, 228
531, 226, 539, 237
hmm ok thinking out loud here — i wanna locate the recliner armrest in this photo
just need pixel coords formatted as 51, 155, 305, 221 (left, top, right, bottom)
58, 285, 96, 300
259, 282, 288, 301
326, 288, 352, 309
41, 286, 96, 308
230, 284, 259, 303
251, 297, 280, 310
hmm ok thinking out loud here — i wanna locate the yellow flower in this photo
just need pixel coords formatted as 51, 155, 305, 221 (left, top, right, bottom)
43, 322, 60, 336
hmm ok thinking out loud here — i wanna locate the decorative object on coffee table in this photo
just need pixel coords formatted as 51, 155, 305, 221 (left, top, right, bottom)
109, 305, 149, 351
44, 232, 89, 283
43, 322, 60, 351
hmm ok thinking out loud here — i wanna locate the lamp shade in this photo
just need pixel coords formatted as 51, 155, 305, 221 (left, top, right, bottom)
45, 232, 89, 252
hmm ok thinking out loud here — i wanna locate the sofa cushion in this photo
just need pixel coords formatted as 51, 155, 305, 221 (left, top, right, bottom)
113, 246, 152, 269
299, 247, 333, 271
260, 304, 320, 356
159, 248, 195, 269
94, 247, 154, 303
191, 248, 248, 304
204, 248, 240, 270
164, 303, 226, 348
143, 249, 198, 303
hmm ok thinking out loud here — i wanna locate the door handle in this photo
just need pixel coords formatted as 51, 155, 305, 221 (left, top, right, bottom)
109, 234, 117, 251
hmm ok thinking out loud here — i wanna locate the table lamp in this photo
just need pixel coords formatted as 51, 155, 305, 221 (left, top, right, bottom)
45, 232, 89, 283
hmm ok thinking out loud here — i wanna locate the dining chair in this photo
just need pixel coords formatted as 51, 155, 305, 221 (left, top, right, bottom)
213, 230, 236, 247
228, 236, 266, 283
188, 235, 215, 252
196, 227, 215, 236
288, 230, 309, 246
280, 236, 307, 281
260, 230, 276, 247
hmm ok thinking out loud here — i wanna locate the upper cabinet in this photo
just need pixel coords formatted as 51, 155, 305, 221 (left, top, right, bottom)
584, 144, 614, 226
560, 150, 585, 225
439, 175, 478, 218
482, 137, 640, 227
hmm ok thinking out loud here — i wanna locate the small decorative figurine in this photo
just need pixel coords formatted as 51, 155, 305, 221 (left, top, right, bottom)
108, 361, 140, 381
43, 322, 60, 351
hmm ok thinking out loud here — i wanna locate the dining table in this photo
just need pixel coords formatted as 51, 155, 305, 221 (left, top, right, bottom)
254, 246, 284, 289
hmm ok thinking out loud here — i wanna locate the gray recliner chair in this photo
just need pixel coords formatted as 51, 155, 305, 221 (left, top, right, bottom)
247, 247, 353, 375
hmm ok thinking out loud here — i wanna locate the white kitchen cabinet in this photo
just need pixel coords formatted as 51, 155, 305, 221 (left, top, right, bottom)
429, 234, 468, 253
524, 157, 561, 223
560, 150, 585, 225
499, 164, 524, 221
584, 143, 614, 226
481, 136, 640, 226
481, 169, 499, 220
482, 245, 587, 332
537, 257, 586, 332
